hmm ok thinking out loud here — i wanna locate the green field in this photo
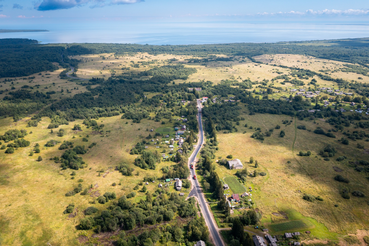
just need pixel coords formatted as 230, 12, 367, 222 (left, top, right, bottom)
269, 220, 308, 232
224, 176, 246, 194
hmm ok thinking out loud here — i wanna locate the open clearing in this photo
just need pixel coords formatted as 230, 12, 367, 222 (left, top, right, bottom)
224, 176, 246, 194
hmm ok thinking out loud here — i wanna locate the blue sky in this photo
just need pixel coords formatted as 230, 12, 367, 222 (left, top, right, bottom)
0, 0, 368, 26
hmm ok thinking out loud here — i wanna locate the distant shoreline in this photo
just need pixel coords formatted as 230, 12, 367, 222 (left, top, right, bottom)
0, 29, 49, 33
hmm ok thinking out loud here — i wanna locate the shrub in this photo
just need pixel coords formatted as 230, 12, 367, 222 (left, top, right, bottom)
279, 130, 285, 138
314, 127, 325, 135
63, 204, 75, 214
127, 192, 136, 198
226, 155, 233, 159
45, 140, 60, 147
352, 191, 365, 197
82, 138, 88, 142
65, 190, 76, 197
341, 138, 349, 145
84, 206, 99, 215
5, 147, 14, 154
259, 172, 266, 176
336, 156, 347, 161
182, 179, 191, 188
303, 194, 315, 202
98, 196, 107, 204
275, 125, 281, 129
37, 156, 43, 162
297, 125, 306, 130
340, 188, 350, 199
315, 196, 324, 201
334, 175, 349, 183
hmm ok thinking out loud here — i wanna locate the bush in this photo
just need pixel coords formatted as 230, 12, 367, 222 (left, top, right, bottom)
340, 188, 350, 199
63, 204, 75, 214
226, 155, 233, 159
5, 147, 14, 154
352, 191, 365, 197
182, 179, 191, 188
303, 194, 315, 202
65, 190, 76, 197
84, 206, 99, 215
127, 192, 136, 198
275, 125, 281, 129
279, 130, 285, 138
334, 175, 349, 183
259, 172, 266, 176
297, 125, 306, 130
98, 196, 107, 204
37, 156, 43, 161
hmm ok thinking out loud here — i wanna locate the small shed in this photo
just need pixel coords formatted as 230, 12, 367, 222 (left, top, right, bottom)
285, 233, 293, 239
165, 179, 171, 182
223, 184, 229, 190
158, 183, 163, 188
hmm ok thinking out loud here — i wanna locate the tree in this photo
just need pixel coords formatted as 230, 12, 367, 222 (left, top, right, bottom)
231, 218, 245, 242
37, 156, 43, 161
280, 130, 285, 138
249, 157, 254, 164
255, 161, 258, 168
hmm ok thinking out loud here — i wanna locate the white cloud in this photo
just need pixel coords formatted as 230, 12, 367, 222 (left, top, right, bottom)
36, 0, 143, 11
261, 8, 369, 16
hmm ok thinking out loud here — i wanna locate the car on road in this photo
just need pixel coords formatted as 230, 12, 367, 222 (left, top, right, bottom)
190, 164, 193, 169
193, 175, 197, 180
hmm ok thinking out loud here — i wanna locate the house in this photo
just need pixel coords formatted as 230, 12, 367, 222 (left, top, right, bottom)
165, 179, 171, 182
177, 130, 185, 135
285, 233, 293, 239
181, 125, 187, 131
292, 232, 301, 237
158, 183, 163, 188
195, 240, 206, 246
174, 127, 179, 131
202, 97, 208, 103
179, 193, 185, 196
294, 242, 301, 246
169, 145, 174, 148
223, 184, 229, 190
195, 88, 202, 91
265, 235, 278, 246
188, 88, 194, 92
177, 149, 183, 154
252, 235, 267, 246
232, 194, 240, 202
228, 159, 243, 169
175, 179, 182, 191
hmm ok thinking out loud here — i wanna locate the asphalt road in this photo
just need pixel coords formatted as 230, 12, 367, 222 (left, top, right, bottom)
188, 100, 225, 246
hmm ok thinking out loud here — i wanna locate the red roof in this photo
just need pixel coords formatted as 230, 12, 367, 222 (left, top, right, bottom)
232, 194, 240, 201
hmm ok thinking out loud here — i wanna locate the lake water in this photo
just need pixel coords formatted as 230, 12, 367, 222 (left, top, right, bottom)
1, 20, 369, 45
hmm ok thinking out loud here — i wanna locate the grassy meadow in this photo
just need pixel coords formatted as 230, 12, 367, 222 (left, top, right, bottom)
0, 114, 187, 245
214, 112, 369, 243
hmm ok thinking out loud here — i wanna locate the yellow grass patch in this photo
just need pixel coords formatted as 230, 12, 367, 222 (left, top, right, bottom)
215, 113, 369, 238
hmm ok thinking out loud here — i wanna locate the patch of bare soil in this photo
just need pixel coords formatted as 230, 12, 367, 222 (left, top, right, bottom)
278, 211, 289, 220
364, 149, 369, 155
77, 235, 89, 244
333, 166, 343, 172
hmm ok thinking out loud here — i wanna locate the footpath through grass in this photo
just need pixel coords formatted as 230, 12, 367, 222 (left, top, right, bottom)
224, 176, 246, 194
